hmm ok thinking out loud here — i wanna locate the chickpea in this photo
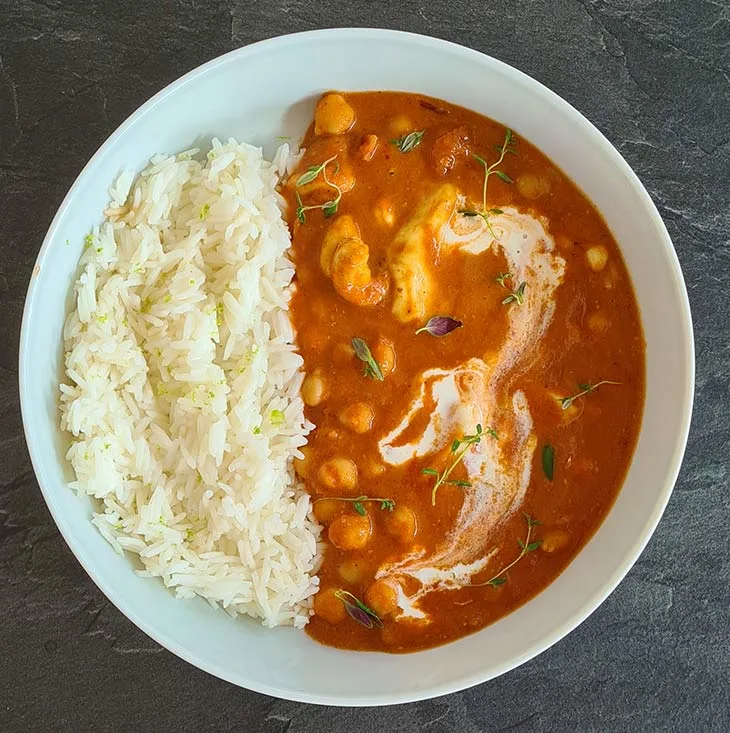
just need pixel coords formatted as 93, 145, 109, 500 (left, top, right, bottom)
314, 93, 356, 136
301, 370, 327, 407
313, 498, 343, 524
385, 505, 417, 544
338, 558, 367, 584
313, 587, 347, 624
333, 341, 355, 363
585, 245, 609, 272
540, 528, 571, 554
318, 457, 358, 492
365, 578, 399, 616
364, 459, 386, 478
322, 427, 343, 442
516, 173, 550, 200
374, 198, 396, 227
338, 402, 375, 434
587, 312, 609, 334
372, 336, 396, 377
328, 513, 372, 551
357, 134, 379, 161
293, 446, 311, 479
389, 114, 413, 136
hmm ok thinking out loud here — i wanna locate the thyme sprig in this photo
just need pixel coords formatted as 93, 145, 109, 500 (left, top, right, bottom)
502, 281, 526, 306
496, 272, 526, 306
316, 495, 395, 516
560, 380, 621, 410
295, 155, 342, 223
458, 128, 517, 238
422, 424, 498, 505
469, 514, 541, 587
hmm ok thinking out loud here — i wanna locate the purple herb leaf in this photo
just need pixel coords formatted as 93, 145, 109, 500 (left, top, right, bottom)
343, 600, 374, 628
334, 589, 383, 629
415, 315, 463, 337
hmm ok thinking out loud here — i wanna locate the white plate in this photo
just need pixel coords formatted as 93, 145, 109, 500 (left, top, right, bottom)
19, 28, 694, 706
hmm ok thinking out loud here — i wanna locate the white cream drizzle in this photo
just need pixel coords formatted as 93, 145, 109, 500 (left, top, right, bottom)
377, 205, 566, 620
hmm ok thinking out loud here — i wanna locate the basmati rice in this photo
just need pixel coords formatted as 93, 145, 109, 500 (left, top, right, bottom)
59, 139, 321, 627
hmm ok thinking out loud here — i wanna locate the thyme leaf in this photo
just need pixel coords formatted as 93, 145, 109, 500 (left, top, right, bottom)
501, 281, 527, 306
351, 337, 384, 381
496, 272, 526, 306
391, 130, 425, 153
296, 160, 330, 186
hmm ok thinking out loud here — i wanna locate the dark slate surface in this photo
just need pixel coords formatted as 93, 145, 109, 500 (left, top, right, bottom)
1, 1, 728, 730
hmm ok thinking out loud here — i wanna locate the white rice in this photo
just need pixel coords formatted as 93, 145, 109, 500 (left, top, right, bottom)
59, 138, 321, 627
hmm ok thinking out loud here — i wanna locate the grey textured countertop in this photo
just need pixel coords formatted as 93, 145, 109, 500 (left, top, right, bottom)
1, 1, 728, 730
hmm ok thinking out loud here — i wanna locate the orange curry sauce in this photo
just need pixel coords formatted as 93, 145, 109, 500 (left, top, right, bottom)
284, 92, 644, 652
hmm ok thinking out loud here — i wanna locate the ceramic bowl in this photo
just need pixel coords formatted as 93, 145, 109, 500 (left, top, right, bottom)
19, 28, 694, 705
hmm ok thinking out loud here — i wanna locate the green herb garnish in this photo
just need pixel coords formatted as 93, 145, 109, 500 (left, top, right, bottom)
295, 155, 342, 223
391, 130, 424, 153
351, 337, 384, 381
316, 495, 395, 516
495, 272, 526, 306
559, 380, 621, 410
470, 514, 541, 587
542, 444, 555, 481
458, 128, 516, 238
296, 159, 332, 186
502, 281, 526, 306
422, 424, 498, 505
199, 203, 210, 220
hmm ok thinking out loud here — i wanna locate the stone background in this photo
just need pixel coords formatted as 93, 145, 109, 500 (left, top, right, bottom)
1, 1, 728, 730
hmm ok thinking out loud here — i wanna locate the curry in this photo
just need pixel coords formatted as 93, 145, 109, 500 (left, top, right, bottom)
284, 91, 644, 652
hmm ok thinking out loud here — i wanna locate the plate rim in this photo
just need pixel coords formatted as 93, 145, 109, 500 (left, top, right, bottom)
18, 26, 695, 706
